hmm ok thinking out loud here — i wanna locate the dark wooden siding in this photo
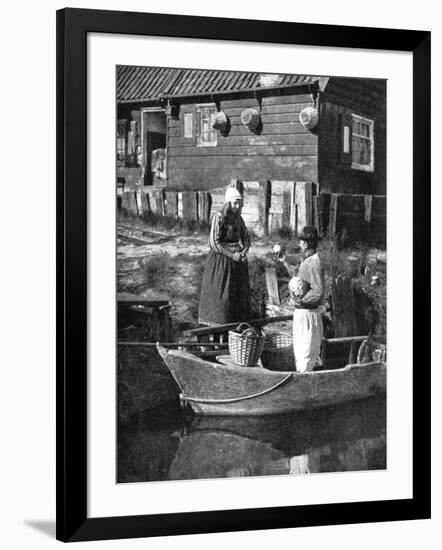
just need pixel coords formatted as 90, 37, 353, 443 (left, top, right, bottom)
318, 78, 386, 195
166, 92, 318, 191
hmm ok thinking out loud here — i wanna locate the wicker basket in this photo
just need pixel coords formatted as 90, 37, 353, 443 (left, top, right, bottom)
212, 111, 229, 131
228, 323, 264, 367
299, 106, 319, 130
240, 108, 261, 131
260, 332, 295, 371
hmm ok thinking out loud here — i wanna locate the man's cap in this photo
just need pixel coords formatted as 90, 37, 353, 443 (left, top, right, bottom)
298, 226, 319, 242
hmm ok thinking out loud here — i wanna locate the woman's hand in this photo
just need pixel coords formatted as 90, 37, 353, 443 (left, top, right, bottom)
232, 252, 247, 262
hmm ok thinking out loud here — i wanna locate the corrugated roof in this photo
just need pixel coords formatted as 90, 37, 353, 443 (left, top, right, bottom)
117, 66, 319, 103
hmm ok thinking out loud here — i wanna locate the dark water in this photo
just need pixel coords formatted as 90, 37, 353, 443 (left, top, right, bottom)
117, 395, 386, 483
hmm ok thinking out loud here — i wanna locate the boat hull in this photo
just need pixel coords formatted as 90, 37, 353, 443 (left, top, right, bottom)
157, 346, 386, 416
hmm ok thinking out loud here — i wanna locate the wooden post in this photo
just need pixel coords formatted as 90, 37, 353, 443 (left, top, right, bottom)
165, 191, 178, 218
136, 190, 150, 218
151, 308, 160, 342
312, 195, 319, 232
268, 180, 281, 234
294, 182, 313, 233
269, 181, 294, 234
282, 183, 293, 228
348, 340, 360, 364
331, 275, 357, 337
232, 179, 244, 196
127, 191, 138, 216
320, 339, 327, 366
317, 193, 331, 237
144, 312, 152, 341
121, 191, 132, 215
177, 192, 183, 218
141, 191, 150, 217
135, 190, 143, 217
182, 192, 198, 222
258, 181, 270, 236
364, 194, 373, 223
156, 190, 165, 216
265, 268, 280, 306
305, 183, 313, 227
364, 194, 373, 243
159, 305, 171, 341
328, 193, 340, 237
145, 190, 157, 215
290, 182, 297, 233
241, 181, 262, 236
371, 195, 386, 247
197, 191, 210, 225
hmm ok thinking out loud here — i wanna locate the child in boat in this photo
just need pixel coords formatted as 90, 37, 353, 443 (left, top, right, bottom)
279, 226, 325, 372
198, 187, 251, 326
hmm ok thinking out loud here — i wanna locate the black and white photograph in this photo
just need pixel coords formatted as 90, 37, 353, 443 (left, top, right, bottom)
116, 66, 387, 483
1, 0, 437, 547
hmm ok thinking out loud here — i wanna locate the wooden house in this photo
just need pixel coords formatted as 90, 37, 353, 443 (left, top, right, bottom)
117, 66, 386, 196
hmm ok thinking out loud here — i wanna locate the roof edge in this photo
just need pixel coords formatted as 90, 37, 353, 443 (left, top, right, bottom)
163, 79, 319, 101
117, 80, 320, 104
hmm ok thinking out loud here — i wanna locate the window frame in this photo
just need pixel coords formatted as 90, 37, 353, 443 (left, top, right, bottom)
196, 103, 218, 147
183, 112, 194, 139
351, 113, 375, 172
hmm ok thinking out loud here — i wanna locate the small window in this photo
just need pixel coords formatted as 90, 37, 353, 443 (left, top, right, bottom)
351, 115, 374, 172
196, 104, 217, 147
183, 113, 194, 138
117, 119, 127, 165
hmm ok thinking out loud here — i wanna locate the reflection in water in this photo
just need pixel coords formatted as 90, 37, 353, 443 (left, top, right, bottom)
118, 396, 386, 483
223, 436, 386, 478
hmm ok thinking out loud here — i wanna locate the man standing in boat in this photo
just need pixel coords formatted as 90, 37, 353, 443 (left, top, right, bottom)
279, 226, 325, 372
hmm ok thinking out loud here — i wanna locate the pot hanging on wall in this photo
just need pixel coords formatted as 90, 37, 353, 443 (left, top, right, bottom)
240, 108, 261, 131
299, 106, 319, 131
212, 111, 229, 131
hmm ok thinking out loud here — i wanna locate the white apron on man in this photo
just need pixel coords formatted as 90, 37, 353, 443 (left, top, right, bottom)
291, 251, 324, 372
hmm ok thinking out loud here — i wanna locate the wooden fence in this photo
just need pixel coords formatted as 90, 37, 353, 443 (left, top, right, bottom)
118, 181, 386, 245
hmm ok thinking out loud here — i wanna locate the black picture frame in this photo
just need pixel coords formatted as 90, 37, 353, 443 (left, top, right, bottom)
56, 7, 431, 542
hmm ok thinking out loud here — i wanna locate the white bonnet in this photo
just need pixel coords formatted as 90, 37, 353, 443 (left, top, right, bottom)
225, 187, 242, 203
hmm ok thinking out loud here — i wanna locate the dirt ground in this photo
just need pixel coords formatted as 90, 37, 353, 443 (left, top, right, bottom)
117, 220, 274, 260
117, 217, 386, 341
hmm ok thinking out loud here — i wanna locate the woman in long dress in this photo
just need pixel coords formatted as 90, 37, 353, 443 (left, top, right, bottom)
198, 187, 251, 326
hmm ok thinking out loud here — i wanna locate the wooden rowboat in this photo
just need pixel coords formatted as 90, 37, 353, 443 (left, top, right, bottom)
156, 344, 386, 416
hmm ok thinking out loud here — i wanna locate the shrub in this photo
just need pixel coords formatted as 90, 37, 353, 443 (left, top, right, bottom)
138, 253, 171, 288
318, 238, 353, 279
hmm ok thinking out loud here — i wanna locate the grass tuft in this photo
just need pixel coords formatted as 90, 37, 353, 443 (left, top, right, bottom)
138, 253, 172, 288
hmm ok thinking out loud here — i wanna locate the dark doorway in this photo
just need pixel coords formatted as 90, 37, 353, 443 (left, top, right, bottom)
142, 110, 166, 186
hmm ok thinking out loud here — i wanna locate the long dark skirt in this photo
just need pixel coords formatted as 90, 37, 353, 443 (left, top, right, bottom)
198, 251, 251, 325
